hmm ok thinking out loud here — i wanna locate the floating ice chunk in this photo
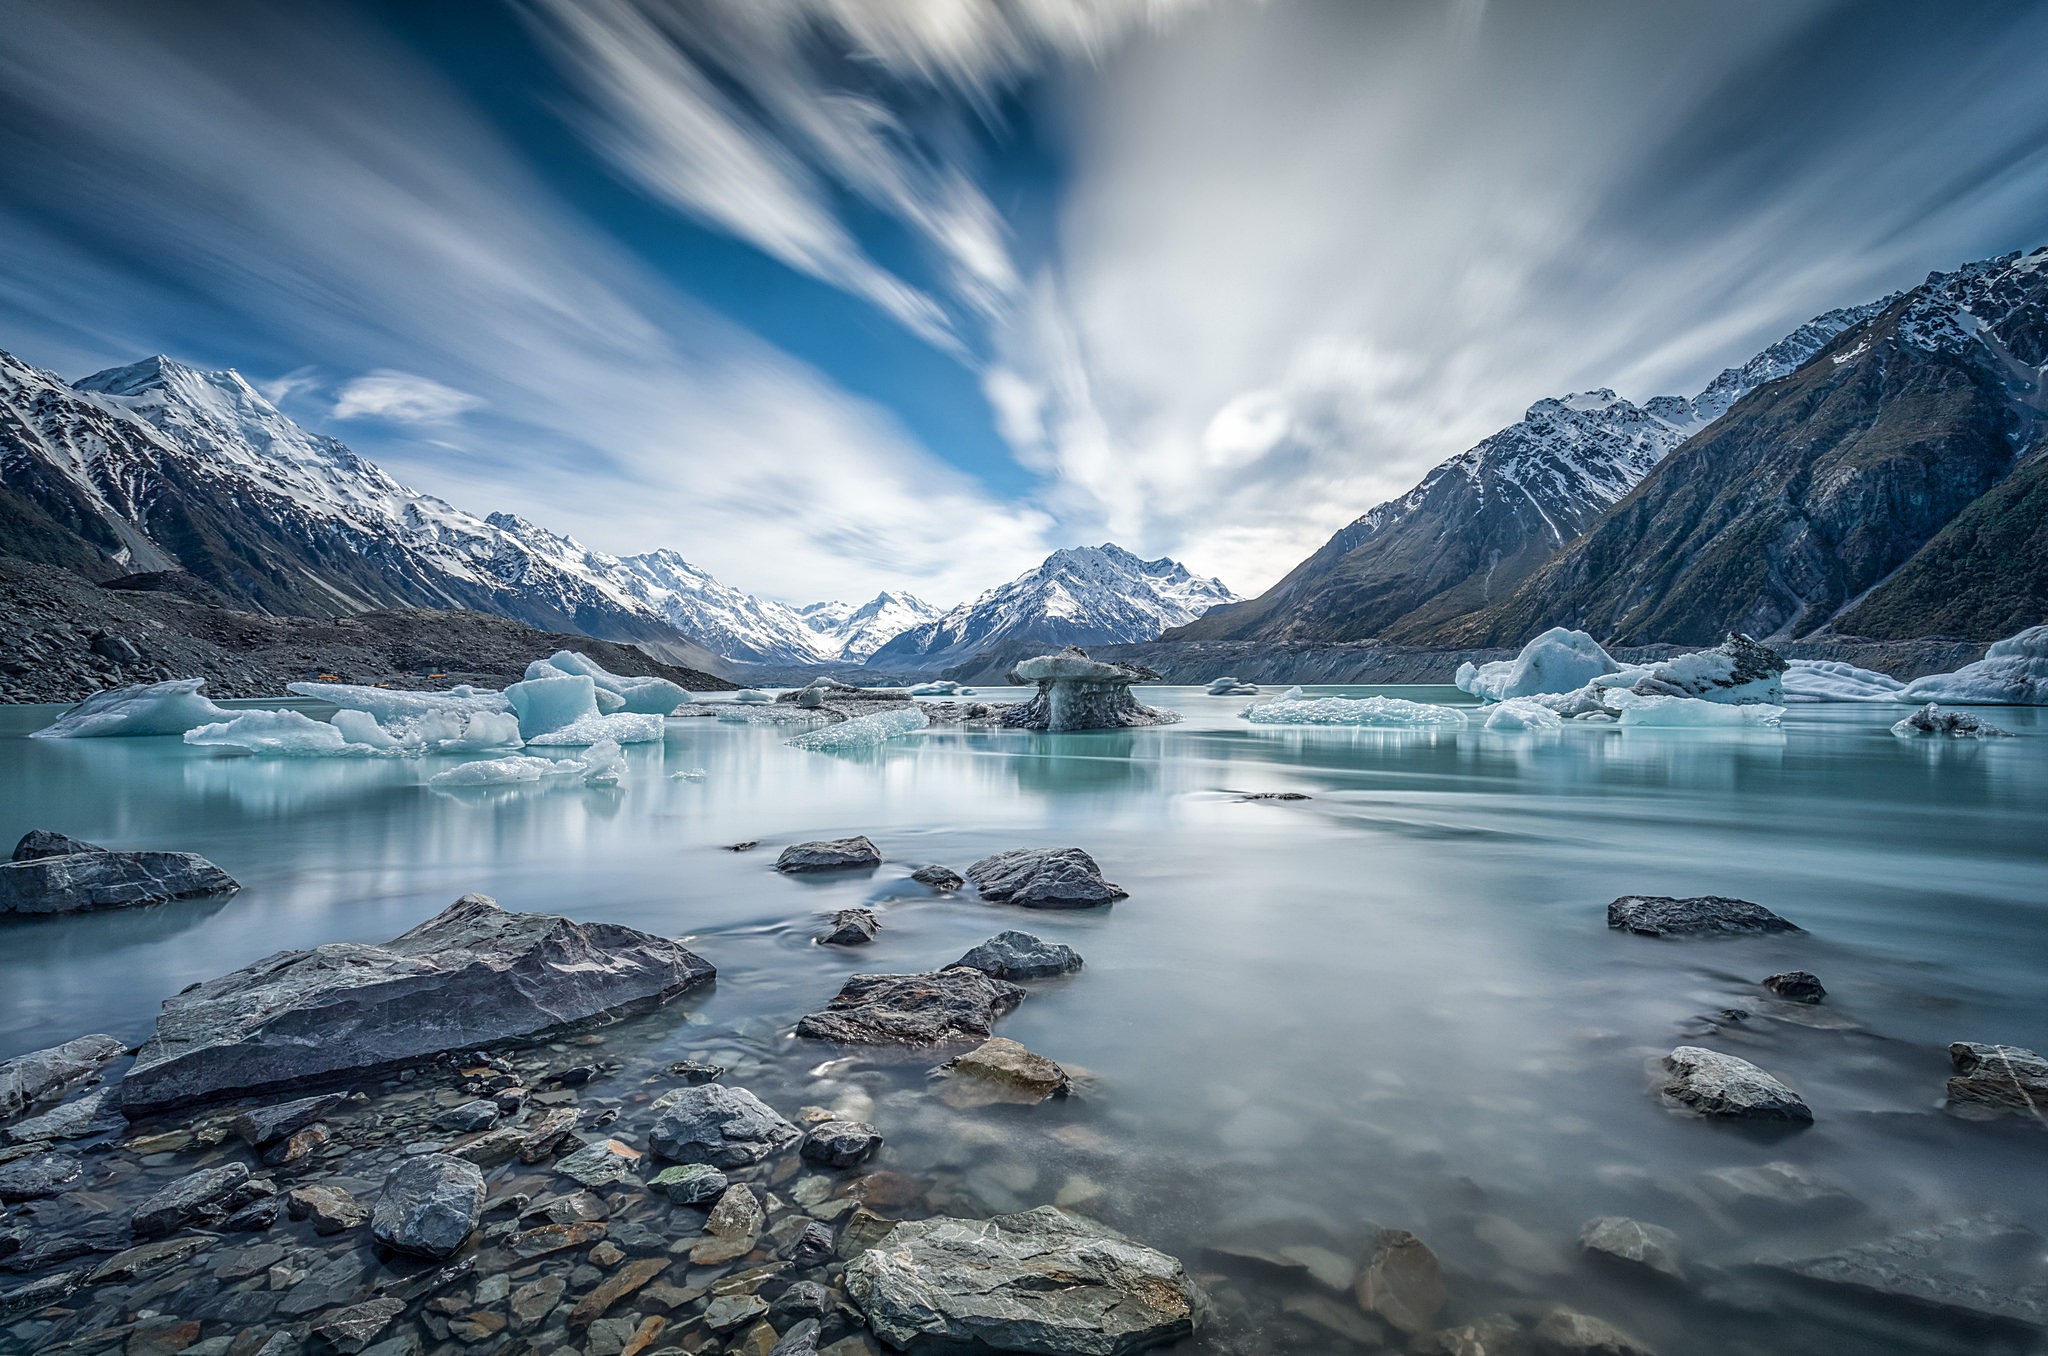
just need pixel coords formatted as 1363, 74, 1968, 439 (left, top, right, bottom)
786, 705, 930, 752
1206, 676, 1260, 696
506, 673, 600, 739
524, 650, 689, 714
1782, 659, 1907, 702
32, 678, 230, 738
1594, 634, 1787, 704
910, 680, 960, 696
1890, 703, 2012, 738
1457, 628, 1617, 701
183, 709, 380, 756
524, 712, 664, 746
1901, 626, 2048, 705
1243, 695, 1468, 727
284, 681, 510, 723
330, 709, 403, 748
429, 754, 580, 787
732, 689, 772, 704
577, 739, 627, 787
409, 710, 523, 752
1609, 692, 1785, 727
1484, 698, 1565, 731
670, 767, 708, 781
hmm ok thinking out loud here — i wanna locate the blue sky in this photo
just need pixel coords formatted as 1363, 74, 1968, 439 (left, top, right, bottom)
3, 0, 2047, 606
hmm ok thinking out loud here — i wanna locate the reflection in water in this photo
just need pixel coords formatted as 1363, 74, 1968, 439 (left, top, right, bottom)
0, 693, 2044, 1354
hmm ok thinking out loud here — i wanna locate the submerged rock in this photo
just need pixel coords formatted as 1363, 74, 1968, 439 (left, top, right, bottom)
939, 1038, 1072, 1107
1891, 702, 2014, 738
1415, 1314, 1524, 1356
817, 908, 879, 946
966, 848, 1127, 909
801, 1119, 884, 1168
954, 931, 1084, 980
0, 1034, 127, 1122
1579, 1216, 1684, 1282
777, 837, 883, 873
796, 968, 1026, 1046
1661, 1047, 1812, 1123
647, 1083, 799, 1167
1762, 971, 1826, 1003
1697, 1161, 1859, 1220
1002, 648, 1180, 732
845, 1205, 1199, 1354
650, 1162, 728, 1205
4, 1085, 121, 1143
0, 839, 238, 916
120, 893, 715, 1114
911, 864, 965, 892
1607, 895, 1801, 938
0, 1151, 84, 1201
1765, 1215, 2048, 1330
1356, 1228, 1447, 1335
1533, 1307, 1658, 1356
371, 1153, 485, 1259
1945, 1043, 2048, 1120
131, 1163, 249, 1237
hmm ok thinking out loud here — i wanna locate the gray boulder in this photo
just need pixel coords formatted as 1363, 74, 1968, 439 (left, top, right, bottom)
777, 837, 882, 873
846, 1205, 1199, 1354
817, 908, 879, 946
646, 1083, 799, 1167
5, 1086, 122, 1143
11, 830, 103, 861
1661, 1047, 1812, 1123
1001, 648, 1180, 732
800, 1119, 883, 1168
912, 864, 965, 892
131, 1162, 249, 1237
0, 1151, 84, 1202
0, 845, 238, 916
1532, 1307, 1658, 1356
650, 1162, 728, 1204
371, 1153, 485, 1259
233, 1092, 348, 1148
1945, 1042, 2048, 1118
1763, 1215, 2048, 1330
1579, 1217, 1684, 1282
796, 968, 1026, 1046
955, 931, 1084, 980
120, 893, 715, 1114
1607, 895, 1800, 937
1891, 703, 2012, 738
0, 1033, 126, 1121
967, 848, 1126, 909
1762, 971, 1826, 1003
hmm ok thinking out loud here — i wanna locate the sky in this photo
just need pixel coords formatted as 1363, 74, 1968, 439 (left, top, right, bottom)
3, 0, 2047, 608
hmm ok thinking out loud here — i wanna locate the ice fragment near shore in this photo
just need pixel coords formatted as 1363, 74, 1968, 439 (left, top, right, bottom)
523, 712, 663, 745
1457, 628, 1617, 701
428, 755, 581, 787
1781, 660, 1906, 703
1243, 694, 1467, 727
284, 681, 510, 723
1609, 693, 1785, 727
786, 706, 929, 752
183, 709, 382, 756
1483, 698, 1565, 731
32, 679, 230, 738
1901, 625, 2048, 705
523, 650, 688, 714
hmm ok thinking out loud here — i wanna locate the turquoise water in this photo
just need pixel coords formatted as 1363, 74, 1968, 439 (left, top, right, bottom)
3, 688, 2045, 1353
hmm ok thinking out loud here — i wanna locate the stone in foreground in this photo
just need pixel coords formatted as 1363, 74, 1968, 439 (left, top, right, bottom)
967, 848, 1127, 909
1355, 1228, 1447, 1334
0, 1034, 127, 1122
954, 930, 1084, 980
817, 908, 879, 946
1607, 895, 1800, 938
650, 1163, 728, 1204
800, 1119, 884, 1168
1579, 1216, 1685, 1282
1764, 1215, 2048, 1330
120, 893, 715, 1114
11, 830, 102, 861
911, 864, 965, 892
1945, 1043, 2048, 1120
1661, 1047, 1812, 1123
777, 837, 883, 873
1002, 648, 1180, 732
1533, 1307, 1658, 1356
846, 1205, 1199, 1355
131, 1163, 249, 1237
647, 1083, 799, 1167
0, 836, 238, 916
371, 1153, 485, 1259
0, 1151, 83, 1201
1762, 971, 1826, 1003
796, 968, 1026, 1046
939, 1037, 1072, 1107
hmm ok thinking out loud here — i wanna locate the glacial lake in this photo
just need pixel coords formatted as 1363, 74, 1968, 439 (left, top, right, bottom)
3, 687, 2045, 1354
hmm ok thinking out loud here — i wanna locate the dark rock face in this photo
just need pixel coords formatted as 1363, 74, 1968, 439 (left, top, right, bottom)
1661, 1047, 1813, 1124
646, 1084, 799, 1167
0, 847, 238, 916
0, 1151, 84, 1202
233, 1092, 347, 1149
130, 1163, 250, 1237
1765, 1215, 2048, 1330
1607, 895, 1801, 938
800, 1119, 884, 1168
845, 1206, 1200, 1355
0, 1033, 127, 1121
370, 1154, 485, 1259
796, 969, 1026, 1046
816, 909, 879, 946
10, 830, 103, 862
776, 837, 883, 873
1763, 971, 1827, 1003
119, 893, 716, 1115
954, 931, 1085, 980
649, 1163, 728, 1204
911, 865, 965, 892
1945, 1043, 2048, 1119
967, 848, 1127, 910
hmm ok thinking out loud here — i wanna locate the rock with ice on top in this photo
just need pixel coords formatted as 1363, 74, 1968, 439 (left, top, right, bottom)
1781, 659, 1907, 702
1595, 634, 1788, 704
32, 679, 230, 739
1457, 628, 1617, 701
284, 681, 510, 723
1901, 625, 2048, 705
786, 706, 929, 752
1206, 676, 1259, 695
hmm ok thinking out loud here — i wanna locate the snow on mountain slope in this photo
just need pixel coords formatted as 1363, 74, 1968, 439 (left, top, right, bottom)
800, 591, 943, 661
867, 544, 1238, 668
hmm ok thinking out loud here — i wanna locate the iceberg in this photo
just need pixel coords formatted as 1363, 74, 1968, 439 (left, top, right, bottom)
409, 710, 523, 752
524, 712, 664, 746
1593, 634, 1787, 704
506, 673, 600, 739
1483, 698, 1565, 731
732, 689, 773, 704
1243, 694, 1468, 727
576, 738, 627, 787
1206, 676, 1260, 696
1609, 692, 1785, 727
909, 680, 960, 696
284, 681, 511, 723
1890, 703, 2013, 738
1457, 628, 1617, 701
524, 650, 689, 714
183, 709, 383, 756
428, 755, 581, 787
1901, 626, 2048, 705
786, 706, 930, 752
1781, 659, 1907, 703
330, 708, 404, 749
31, 678, 230, 738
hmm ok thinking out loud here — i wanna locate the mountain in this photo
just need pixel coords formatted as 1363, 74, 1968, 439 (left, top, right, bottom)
799, 591, 943, 662
1166, 300, 1889, 647
1456, 245, 2048, 646
866, 543, 1238, 669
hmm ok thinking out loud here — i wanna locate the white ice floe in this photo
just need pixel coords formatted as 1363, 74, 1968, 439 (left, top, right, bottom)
909, 680, 960, 696
1609, 692, 1786, 727
428, 754, 581, 787
283, 681, 510, 723
408, 710, 523, 752
732, 689, 773, 704
576, 739, 628, 787
523, 650, 688, 715
1243, 694, 1468, 727
1206, 676, 1260, 696
669, 767, 709, 781
786, 705, 930, 751
523, 712, 665, 746
1483, 698, 1566, 731
1901, 626, 2048, 705
31, 678, 230, 738
1456, 628, 1617, 701
330, 708, 404, 749
183, 709, 381, 756
1592, 635, 1786, 704
1890, 703, 2013, 738
1781, 659, 1907, 702
505, 673, 601, 739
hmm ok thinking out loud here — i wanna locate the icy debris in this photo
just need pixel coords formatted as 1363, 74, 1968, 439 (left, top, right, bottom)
1890, 703, 2013, 738
909, 680, 960, 696
1596, 634, 1787, 704
1782, 660, 1906, 703
716, 706, 822, 726
1206, 676, 1260, 696
1483, 698, 1565, 731
409, 710, 523, 752
330, 708, 403, 749
576, 739, 627, 787
1243, 694, 1468, 727
786, 706, 930, 752
732, 689, 772, 704
183, 709, 381, 756
524, 712, 664, 746
1901, 625, 2048, 705
523, 650, 688, 714
428, 755, 581, 787
1609, 692, 1786, 727
1457, 628, 1617, 701
32, 678, 230, 738
284, 681, 509, 723
669, 767, 709, 781
505, 673, 601, 739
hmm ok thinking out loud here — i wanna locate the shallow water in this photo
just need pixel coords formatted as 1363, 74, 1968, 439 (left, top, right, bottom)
3, 688, 2045, 1353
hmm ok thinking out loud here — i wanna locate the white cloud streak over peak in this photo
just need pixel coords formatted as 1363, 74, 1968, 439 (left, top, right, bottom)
332, 371, 483, 424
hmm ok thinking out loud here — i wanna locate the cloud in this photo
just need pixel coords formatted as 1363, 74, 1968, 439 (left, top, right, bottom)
332, 370, 482, 423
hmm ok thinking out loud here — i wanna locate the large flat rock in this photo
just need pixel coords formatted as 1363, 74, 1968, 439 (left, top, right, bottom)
0, 1034, 127, 1122
1608, 895, 1800, 938
1763, 1215, 2048, 1331
120, 893, 715, 1114
0, 848, 238, 916
795, 968, 1025, 1046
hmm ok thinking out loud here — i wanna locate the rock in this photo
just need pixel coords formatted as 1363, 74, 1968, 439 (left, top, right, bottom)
772, 1280, 833, 1326
1532, 1308, 1656, 1355
233, 1092, 347, 1148
1697, 1161, 1859, 1220
650, 1162, 729, 1204
310, 1296, 405, 1354
121, 893, 715, 1114
0, 1033, 127, 1121
5, 1085, 121, 1142
0, 846, 238, 916
777, 838, 883, 873
784, 1220, 837, 1266
433, 1099, 500, 1133
938, 1038, 1071, 1107
1277, 1244, 1357, 1292
371, 1153, 484, 1259
510, 1275, 566, 1326
1283, 1292, 1384, 1344
224, 1197, 280, 1231
554, 1137, 644, 1187
691, 1184, 765, 1265
1945, 1042, 2048, 1119
507, 1220, 606, 1259
285, 1182, 366, 1235
0, 1150, 83, 1201
1416, 1315, 1526, 1356
263, 1121, 330, 1166
667, 1059, 724, 1083
911, 865, 964, 892
769, 1319, 823, 1356
569, 1256, 669, 1326
965, 848, 1126, 909
800, 1120, 883, 1168
446, 1126, 526, 1166
1762, 1215, 2048, 1329
846, 1206, 1198, 1354
1661, 1047, 1812, 1123
706, 1293, 770, 1332
1607, 895, 1800, 937
1891, 703, 2012, 738
518, 1105, 582, 1161
1761, 971, 1826, 1003
1578, 1217, 1684, 1282
10, 830, 102, 861
796, 968, 1026, 1046
1355, 1228, 1447, 1334
1003, 648, 1180, 732
953, 931, 1084, 980
89, 1234, 213, 1283
817, 909, 879, 946
647, 1083, 800, 1166
132, 1162, 249, 1236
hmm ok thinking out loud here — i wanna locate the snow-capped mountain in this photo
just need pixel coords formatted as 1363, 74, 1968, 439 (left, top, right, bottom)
867, 544, 1238, 669
799, 591, 942, 661
1169, 296, 1889, 647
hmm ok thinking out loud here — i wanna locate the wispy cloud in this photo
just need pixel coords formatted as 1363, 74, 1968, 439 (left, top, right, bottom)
333, 370, 482, 424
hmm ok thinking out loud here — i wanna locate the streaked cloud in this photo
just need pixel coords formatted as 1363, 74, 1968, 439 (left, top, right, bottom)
333, 370, 482, 424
